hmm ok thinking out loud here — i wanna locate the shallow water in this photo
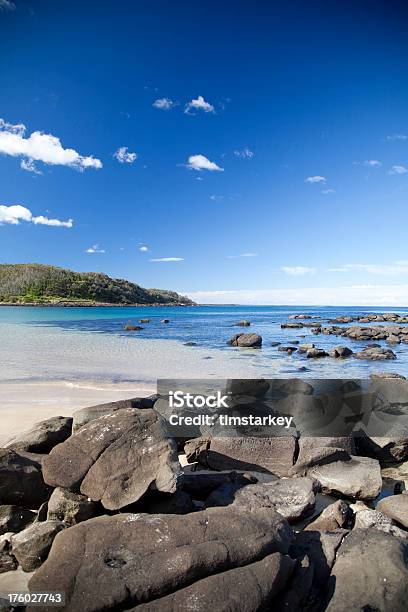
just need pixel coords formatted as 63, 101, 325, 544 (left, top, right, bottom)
1, 304, 408, 385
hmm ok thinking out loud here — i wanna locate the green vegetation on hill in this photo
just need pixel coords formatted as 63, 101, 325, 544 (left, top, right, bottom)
0, 264, 194, 305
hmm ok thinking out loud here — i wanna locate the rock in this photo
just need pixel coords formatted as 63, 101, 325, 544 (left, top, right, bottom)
278, 346, 297, 353
377, 494, 408, 528
11, 520, 64, 572
0, 450, 51, 509
291, 529, 347, 589
183, 341, 197, 346
0, 536, 17, 573
289, 314, 314, 319
29, 507, 294, 611
226, 379, 270, 398
47, 488, 97, 525
43, 408, 180, 510
271, 341, 281, 347
72, 397, 155, 431
355, 346, 396, 360
289, 340, 300, 345
228, 333, 262, 348
124, 324, 143, 331
132, 552, 295, 611
353, 506, 408, 538
329, 346, 353, 358
185, 436, 297, 477
161, 319, 169, 324
298, 343, 315, 353
180, 471, 258, 499
371, 372, 406, 380
4, 417, 73, 454
326, 529, 408, 611
205, 477, 317, 522
139, 319, 150, 323
290, 437, 354, 476
304, 500, 351, 531
274, 379, 314, 396
387, 334, 401, 344
0, 506, 36, 535
281, 322, 304, 329
307, 348, 328, 358
306, 456, 382, 500
234, 320, 251, 326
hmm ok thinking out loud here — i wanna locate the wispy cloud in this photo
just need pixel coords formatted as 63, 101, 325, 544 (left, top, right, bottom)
86, 244, 106, 254
281, 266, 316, 276
234, 148, 254, 159
210, 194, 224, 202
0, 204, 73, 228
114, 147, 137, 164
364, 159, 382, 167
153, 98, 176, 110
0, 118, 102, 170
149, 257, 184, 262
387, 134, 408, 141
305, 175, 326, 184
139, 245, 149, 252
185, 154, 223, 172
184, 95, 214, 115
321, 188, 335, 194
227, 253, 258, 259
329, 262, 408, 276
0, 0, 15, 11
20, 158, 42, 174
389, 165, 407, 175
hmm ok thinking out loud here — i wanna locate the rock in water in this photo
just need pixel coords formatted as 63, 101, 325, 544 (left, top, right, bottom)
0, 449, 51, 509
234, 320, 251, 326
132, 553, 295, 611
28, 507, 293, 611
228, 333, 262, 347
326, 529, 408, 611
11, 520, 64, 572
42, 408, 180, 510
4, 416, 73, 454
377, 494, 408, 528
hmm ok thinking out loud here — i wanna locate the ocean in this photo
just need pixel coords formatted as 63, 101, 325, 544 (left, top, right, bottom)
1, 304, 408, 385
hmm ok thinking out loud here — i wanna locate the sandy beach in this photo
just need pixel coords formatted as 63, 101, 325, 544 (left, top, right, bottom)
0, 380, 154, 446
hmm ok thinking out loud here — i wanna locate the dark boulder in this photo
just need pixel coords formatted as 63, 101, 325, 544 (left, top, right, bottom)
11, 520, 64, 572
0, 505, 36, 535
4, 417, 73, 454
42, 408, 180, 510
72, 397, 155, 431
228, 333, 262, 347
355, 347, 396, 360
29, 507, 293, 611
0, 449, 51, 509
124, 324, 143, 331
329, 346, 353, 358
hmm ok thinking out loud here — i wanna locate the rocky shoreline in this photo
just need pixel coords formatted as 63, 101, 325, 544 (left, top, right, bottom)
1, 381, 408, 611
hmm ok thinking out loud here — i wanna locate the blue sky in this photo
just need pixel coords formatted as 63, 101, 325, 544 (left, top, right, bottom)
1, 0, 408, 305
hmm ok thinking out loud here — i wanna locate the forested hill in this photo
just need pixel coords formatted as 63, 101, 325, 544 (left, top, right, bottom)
0, 264, 195, 306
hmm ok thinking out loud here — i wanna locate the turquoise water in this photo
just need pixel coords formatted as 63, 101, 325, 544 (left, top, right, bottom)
1, 305, 408, 383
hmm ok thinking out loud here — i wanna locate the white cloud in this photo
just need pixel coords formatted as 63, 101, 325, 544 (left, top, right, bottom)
364, 159, 382, 167
389, 165, 407, 175
114, 146, 137, 164
0, 204, 73, 228
210, 195, 224, 202
281, 266, 316, 276
185, 154, 223, 172
329, 262, 408, 276
20, 158, 42, 174
0, 0, 15, 10
186, 284, 408, 306
305, 175, 326, 184
0, 118, 102, 170
387, 134, 408, 141
228, 253, 258, 259
185, 95, 214, 115
234, 148, 254, 159
153, 98, 176, 110
321, 188, 335, 194
86, 244, 105, 254
139, 245, 149, 252
149, 257, 184, 262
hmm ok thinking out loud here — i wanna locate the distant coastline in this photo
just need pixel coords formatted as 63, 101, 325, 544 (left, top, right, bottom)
0, 301, 196, 308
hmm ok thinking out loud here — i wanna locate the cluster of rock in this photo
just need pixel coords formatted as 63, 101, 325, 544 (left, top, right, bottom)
328, 313, 408, 324
1, 382, 408, 610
